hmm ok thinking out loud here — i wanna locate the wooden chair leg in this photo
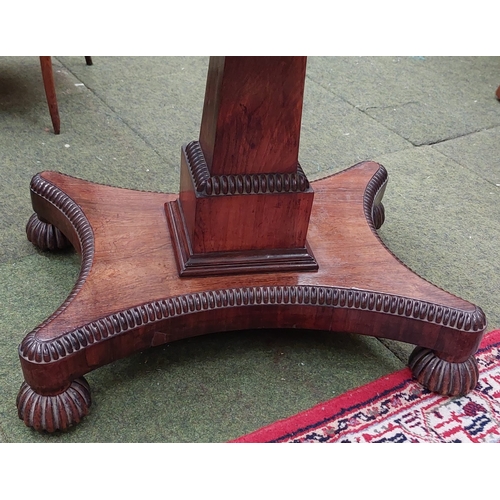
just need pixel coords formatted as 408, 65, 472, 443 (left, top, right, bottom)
496, 85, 500, 100
85, 56, 93, 66
39, 56, 60, 134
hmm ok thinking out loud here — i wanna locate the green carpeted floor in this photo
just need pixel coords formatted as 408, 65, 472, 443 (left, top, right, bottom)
1, 56, 499, 442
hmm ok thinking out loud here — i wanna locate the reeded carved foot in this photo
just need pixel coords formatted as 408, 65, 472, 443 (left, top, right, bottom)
408, 346, 479, 397
26, 213, 71, 251
372, 202, 385, 229
17, 377, 91, 432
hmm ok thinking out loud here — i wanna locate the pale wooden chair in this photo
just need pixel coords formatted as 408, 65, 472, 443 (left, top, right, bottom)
39, 56, 93, 134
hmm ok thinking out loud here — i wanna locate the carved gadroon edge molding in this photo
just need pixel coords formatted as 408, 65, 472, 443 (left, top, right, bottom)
185, 141, 310, 196
20, 285, 486, 364
360, 162, 483, 313
26, 173, 95, 329
21, 167, 486, 365
361, 161, 387, 231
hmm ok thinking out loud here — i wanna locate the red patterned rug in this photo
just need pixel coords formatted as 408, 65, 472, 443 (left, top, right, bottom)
232, 329, 500, 443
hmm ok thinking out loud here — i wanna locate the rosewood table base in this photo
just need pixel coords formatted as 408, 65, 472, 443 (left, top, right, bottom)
17, 162, 486, 432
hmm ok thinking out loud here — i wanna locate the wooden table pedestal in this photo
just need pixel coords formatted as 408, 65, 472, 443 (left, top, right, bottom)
17, 57, 486, 432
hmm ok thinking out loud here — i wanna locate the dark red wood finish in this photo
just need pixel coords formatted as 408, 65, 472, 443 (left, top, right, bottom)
167, 57, 316, 276
39, 56, 93, 135
39, 57, 60, 134
17, 57, 487, 432
199, 56, 307, 176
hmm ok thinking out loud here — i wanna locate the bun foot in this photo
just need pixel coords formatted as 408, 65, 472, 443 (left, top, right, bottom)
17, 377, 92, 432
409, 346, 479, 397
26, 213, 71, 250
372, 202, 385, 229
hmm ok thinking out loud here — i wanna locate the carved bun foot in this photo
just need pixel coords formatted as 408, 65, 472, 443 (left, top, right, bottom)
408, 346, 479, 397
17, 377, 91, 432
26, 213, 71, 250
372, 202, 385, 229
